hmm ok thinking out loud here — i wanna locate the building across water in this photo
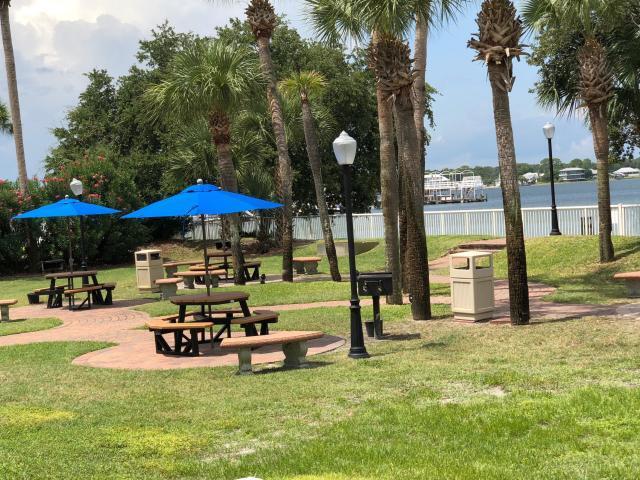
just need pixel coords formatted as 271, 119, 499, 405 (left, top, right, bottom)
424, 171, 487, 205
558, 167, 588, 182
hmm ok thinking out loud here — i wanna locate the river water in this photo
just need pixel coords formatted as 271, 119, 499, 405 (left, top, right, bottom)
423, 178, 640, 211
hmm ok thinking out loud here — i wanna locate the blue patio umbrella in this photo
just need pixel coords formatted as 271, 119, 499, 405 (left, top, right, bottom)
122, 180, 282, 293
13, 196, 120, 272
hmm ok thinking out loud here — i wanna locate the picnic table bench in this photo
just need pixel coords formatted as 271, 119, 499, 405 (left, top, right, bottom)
613, 272, 640, 297
147, 321, 215, 356
64, 283, 116, 311
40, 271, 109, 308
0, 299, 18, 322
293, 257, 322, 275
221, 331, 324, 374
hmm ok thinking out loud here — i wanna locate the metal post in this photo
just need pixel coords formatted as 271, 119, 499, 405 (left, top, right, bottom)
341, 165, 369, 359
548, 138, 562, 236
201, 214, 211, 296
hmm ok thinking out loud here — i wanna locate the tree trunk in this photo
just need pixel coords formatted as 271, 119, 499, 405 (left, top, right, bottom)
209, 114, 246, 285
0, 2, 26, 194
588, 104, 615, 262
255, 36, 294, 281
412, 15, 429, 179
376, 86, 403, 304
300, 99, 341, 281
488, 62, 529, 325
395, 87, 431, 320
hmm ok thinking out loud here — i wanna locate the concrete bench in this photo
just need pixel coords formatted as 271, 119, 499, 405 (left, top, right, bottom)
162, 260, 202, 278
221, 330, 324, 375
613, 272, 640, 297
0, 299, 18, 322
155, 278, 181, 300
293, 257, 322, 275
177, 271, 220, 289
147, 321, 215, 356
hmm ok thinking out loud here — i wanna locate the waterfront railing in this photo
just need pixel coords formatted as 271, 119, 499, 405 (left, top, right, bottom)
192, 204, 640, 241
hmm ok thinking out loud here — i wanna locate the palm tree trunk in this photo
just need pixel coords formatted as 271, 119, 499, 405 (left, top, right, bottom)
0, 1, 26, 195
300, 99, 341, 281
395, 87, 431, 320
412, 16, 429, 177
255, 35, 294, 282
588, 104, 615, 262
209, 114, 246, 285
488, 62, 529, 325
376, 85, 403, 304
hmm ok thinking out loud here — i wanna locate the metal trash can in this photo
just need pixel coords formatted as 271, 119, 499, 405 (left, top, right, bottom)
450, 251, 495, 322
135, 249, 164, 292
357, 272, 393, 339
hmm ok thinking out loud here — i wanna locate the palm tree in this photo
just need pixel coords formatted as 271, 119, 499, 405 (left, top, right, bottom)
468, 0, 530, 325
244, 0, 295, 282
280, 70, 342, 282
307, 0, 438, 319
0, 1, 26, 195
522, 0, 631, 263
146, 40, 262, 284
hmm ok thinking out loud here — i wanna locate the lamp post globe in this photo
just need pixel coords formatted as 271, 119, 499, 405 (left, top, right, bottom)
70, 178, 88, 272
333, 131, 369, 359
543, 123, 562, 236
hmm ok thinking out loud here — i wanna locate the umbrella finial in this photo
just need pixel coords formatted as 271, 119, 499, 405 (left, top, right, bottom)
65, 195, 69, 199
197, 179, 203, 185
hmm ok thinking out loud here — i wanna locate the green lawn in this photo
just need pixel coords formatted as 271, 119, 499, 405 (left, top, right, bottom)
1, 237, 466, 308
0, 317, 61, 336
134, 280, 451, 318
493, 236, 640, 304
2, 306, 640, 478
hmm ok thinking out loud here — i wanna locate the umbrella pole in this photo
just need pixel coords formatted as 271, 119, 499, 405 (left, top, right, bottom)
201, 214, 211, 296
68, 218, 74, 275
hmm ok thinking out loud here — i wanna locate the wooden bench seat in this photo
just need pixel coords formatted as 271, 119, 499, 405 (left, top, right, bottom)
226, 310, 279, 336
221, 330, 324, 374
614, 272, 640, 297
28, 286, 66, 306
64, 283, 116, 310
147, 321, 215, 357
0, 299, 17, 322
242, 261, 262, 281
154, 308, 243, 323
293, 257, 322, 275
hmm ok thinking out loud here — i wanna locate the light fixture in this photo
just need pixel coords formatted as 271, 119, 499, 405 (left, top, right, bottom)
333, 131, 357, 166
70, 178, 84, 196
543, 122, 555, 140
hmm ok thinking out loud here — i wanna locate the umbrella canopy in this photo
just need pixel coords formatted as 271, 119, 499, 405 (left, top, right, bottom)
121, 182, 281, 219
13, 197, 120, 219
122, 180, 281, 294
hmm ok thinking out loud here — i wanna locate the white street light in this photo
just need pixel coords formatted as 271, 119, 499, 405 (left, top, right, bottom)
333, 131, 357, 166
543, 122, 556, 140
70, 178, 84, 196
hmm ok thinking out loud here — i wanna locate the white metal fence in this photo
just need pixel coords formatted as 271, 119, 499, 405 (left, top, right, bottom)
192, 204, 640, 241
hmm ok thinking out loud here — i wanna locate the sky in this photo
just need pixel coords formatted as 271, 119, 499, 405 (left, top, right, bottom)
0, 0, 595, 181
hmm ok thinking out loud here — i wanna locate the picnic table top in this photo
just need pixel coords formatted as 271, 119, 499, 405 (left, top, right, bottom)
45, 270, 98, 279
162, 260, 202, 268
170, 291, 249, 306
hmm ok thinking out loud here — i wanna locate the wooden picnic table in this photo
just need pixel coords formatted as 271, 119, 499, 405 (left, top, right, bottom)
162, 260, 202, 278
170, 292, 251, 341
44, 270, 102, 308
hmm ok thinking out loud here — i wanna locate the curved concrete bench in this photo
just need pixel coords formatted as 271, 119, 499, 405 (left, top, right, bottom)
0, 299, 17, 322
221, 330, 324, 374
293, 257, 322, 275
614, 272, 640, 297
155, 278, 181, 300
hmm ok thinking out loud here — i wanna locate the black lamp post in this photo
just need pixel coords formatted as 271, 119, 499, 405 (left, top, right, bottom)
333, 131, 369, 359
543, 123, 562, 236
70, 178, 88, 272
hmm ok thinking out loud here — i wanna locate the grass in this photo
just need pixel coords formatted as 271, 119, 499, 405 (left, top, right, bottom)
134, 280, 452, 318
1, 306, 640, 478
493, 236, 640, 304
0, 317, 61, 336
0, 237, 465, 308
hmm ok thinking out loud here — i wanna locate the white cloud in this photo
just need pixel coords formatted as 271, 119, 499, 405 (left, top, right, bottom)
567, 135, 594, 159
